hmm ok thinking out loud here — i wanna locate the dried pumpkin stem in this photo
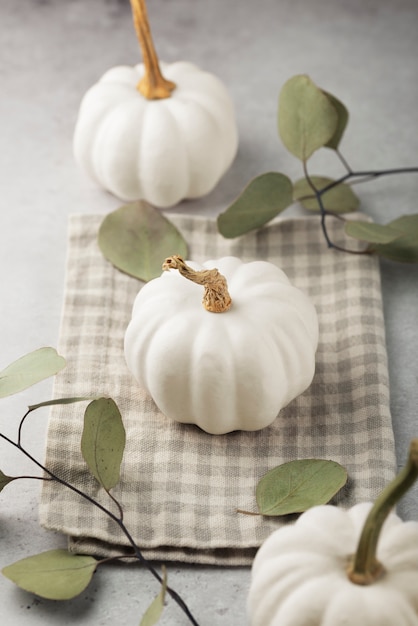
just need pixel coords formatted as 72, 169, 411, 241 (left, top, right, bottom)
162, 255, 232, 313
347, 438, 418, 585
129, 0, 176, 99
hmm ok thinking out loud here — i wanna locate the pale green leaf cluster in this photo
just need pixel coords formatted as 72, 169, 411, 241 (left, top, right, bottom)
218, 75, 356, 239
217, 74, 418, 263
0, 347, 171, 624
98, 200, 188, 282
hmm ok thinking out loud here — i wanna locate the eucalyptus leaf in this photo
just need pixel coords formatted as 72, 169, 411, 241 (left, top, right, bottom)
2, 549, 97, 600
0, 348, 66, 399
368, 214, 418, 262
323, 91, 349, 150
140, 566, 167, 626
293, 177, 359, 213
278, 75, 338, 161
0, 470, 15, 492
217, 172, 293, 238
98, 201, 188, 282
345, 220, 402, 244
256, 459, 348, 516
81, 398, 126, 491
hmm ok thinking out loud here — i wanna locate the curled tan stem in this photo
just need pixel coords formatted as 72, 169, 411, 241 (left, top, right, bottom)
163, 256, 232, 313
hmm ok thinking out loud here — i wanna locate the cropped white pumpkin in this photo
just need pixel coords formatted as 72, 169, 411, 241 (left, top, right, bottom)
124, 256, 318, 435
73, 61, 238, 207
248, 502, 418, 626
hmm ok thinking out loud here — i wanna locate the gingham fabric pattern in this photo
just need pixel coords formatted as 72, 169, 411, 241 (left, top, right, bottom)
39, 213, 396, 565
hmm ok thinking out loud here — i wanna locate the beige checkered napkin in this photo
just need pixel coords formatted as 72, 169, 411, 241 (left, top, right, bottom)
39, 213, 396, 565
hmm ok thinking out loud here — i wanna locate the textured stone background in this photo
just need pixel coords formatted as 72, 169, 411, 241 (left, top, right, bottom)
1, 1, 417, 623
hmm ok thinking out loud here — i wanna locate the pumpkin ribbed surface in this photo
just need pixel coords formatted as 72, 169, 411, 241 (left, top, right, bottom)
124, 257, 318, 434
73, 61, 238, 207
248, 502, 418, 626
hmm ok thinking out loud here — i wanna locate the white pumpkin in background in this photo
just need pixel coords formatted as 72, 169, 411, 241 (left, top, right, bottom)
248, 439, 418, 626
73, 0, 238, 208
124, 255, 319, 435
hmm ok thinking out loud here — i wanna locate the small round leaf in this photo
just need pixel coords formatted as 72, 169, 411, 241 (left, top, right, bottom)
256, 459, 348, 516
98, 201, 188, 282
278, 75, 338, 161
217, 172, 293, 238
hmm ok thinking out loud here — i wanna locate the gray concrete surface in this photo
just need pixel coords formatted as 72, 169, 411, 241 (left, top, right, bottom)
1, 0, 417, 623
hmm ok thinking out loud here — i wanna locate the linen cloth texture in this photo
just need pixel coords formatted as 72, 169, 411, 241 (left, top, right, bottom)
39, 213, 396, 566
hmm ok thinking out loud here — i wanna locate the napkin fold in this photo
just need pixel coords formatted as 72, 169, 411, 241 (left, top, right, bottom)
39, 213, 396, 565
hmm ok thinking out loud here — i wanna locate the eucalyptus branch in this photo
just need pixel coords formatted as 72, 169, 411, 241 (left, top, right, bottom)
217, 74, 418, 262
320, 165, 418, 194
11, 475, 54, 483
106, 488, 125, 522
302, 158, 418, 256
349, 165, 418, 180
303, 160, 335, 250
0, 412, 200, 626
302, 161, 367, 255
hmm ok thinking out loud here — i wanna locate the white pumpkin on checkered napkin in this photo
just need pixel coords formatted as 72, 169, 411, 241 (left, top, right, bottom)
124, 255, 318, 434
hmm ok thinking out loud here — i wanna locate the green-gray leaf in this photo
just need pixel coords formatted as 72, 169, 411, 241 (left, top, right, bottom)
140, 566, 167, 626
0, 470, 15, 492
256, 459, 348, 516
2, 550, 97, 600
323, 91, 349, 150
368, 214, 418, 262
217, 172, 293, 238
0, 348, 66, 399
345, 220, 402, 244
293, 176, 359, 213
98, 201, 188, 282
278, 75, 338, 161
81, 398, 126, 491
